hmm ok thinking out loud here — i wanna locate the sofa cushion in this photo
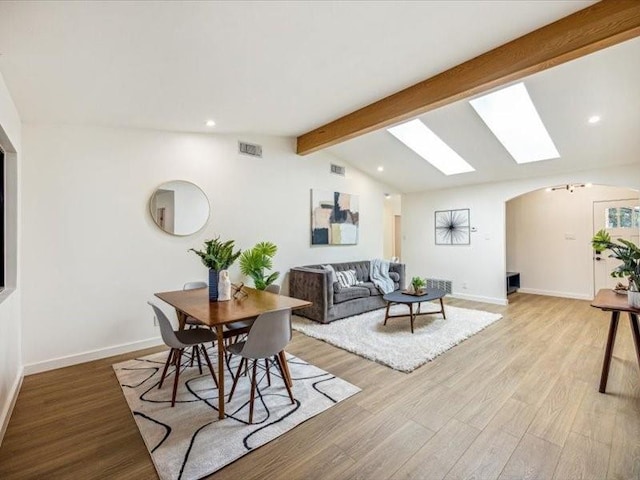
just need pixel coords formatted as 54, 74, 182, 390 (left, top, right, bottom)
334, 286, 370, 304
334, 262, 370, 282
360, 281, 382, 296
389, 271, 400, 282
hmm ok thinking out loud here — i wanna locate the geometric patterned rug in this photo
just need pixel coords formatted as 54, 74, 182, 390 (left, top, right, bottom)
113, 349, 360, 480
293, 302, 502, 373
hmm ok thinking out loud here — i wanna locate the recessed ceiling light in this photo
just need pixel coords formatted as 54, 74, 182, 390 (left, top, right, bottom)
377, 166, 384, 172
545, 187, 552, 192
585, 182, 593, 187
387, 119, 475, 176
384, 193, 391, 199
588, 115, 601, 124
469, 82, 560, 164
205, 119, 216, 127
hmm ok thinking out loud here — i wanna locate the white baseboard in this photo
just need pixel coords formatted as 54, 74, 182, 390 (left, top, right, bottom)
23, 337, 164, 376
449, 292, 508, 306
517, 288, 593, 301
0, 366, 23, 446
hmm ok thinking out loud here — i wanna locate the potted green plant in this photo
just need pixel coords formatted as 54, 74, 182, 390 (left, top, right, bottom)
410, 276, 427, 295
592, 229, 640, 308
189, 237, 241, 301
239, 241, 280, 290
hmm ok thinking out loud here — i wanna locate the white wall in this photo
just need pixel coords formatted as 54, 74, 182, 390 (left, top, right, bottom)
506, 185, 638, 300
402, 164, 640, 305
21, 124, 392, 371
0, 72, 22, 444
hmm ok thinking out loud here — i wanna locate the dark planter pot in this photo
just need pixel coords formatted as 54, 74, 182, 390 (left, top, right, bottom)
208, 269, 219, 301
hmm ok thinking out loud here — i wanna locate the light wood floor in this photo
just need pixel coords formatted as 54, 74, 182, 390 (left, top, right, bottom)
1, 293, 639, 479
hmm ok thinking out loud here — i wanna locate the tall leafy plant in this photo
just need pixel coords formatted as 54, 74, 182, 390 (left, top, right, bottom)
592, 229, 640, 291
239, 241, 279, 290
189, 237, 241, 271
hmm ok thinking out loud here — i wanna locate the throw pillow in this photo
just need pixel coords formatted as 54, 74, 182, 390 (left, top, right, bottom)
321, 264, 337, 285
336, 269, 358, 288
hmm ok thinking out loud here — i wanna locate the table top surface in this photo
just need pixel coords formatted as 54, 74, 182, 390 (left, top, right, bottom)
154, 287, 312, 327
591, 289, 640, 313
383, 288, 446, 303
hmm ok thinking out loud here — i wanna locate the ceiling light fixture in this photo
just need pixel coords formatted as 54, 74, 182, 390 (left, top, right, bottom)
205, 119, 216, 127
588, 115, 601, 124
387, 119, 475, 176
377, 166, 384, 172
547, 183, 588, 193
469, 82, 560, 164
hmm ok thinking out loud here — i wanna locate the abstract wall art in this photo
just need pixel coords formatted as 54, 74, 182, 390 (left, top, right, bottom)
311, 189, 359, 245
435, 208, 470, 245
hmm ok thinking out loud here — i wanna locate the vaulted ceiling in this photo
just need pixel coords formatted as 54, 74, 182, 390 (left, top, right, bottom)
2, 1, 638, 192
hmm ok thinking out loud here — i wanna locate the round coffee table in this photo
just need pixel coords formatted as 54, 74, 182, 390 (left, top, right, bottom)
382, 288, 447, 334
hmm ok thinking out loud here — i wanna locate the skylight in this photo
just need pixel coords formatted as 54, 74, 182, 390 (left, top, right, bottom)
387, 119, 475, 176
469, 82, 559, 164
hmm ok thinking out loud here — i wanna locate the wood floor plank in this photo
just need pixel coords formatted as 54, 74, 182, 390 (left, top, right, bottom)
443, 426, 520, 480
497, 433, 561, 480
552, 432, 610, 480
390, 418, 480, 480
527, 375, 589, 447
0, 294, 635, 479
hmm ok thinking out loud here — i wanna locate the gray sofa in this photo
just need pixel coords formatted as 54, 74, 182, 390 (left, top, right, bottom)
289, 260, 405, 324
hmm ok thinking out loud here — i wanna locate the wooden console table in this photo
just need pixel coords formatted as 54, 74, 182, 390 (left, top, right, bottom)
591, 289, 640, 393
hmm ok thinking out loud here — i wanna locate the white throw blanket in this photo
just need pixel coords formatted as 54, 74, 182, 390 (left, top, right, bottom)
370, 259, 395, 294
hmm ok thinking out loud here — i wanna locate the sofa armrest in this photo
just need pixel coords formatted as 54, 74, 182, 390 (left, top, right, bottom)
288, 267, 332, 323
389, 262, 406, 290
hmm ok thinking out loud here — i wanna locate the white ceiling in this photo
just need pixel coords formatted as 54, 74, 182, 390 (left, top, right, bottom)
3, 0, 635, 194
328, 36, 640, 192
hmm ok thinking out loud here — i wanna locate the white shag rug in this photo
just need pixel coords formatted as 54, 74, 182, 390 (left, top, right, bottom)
292, 302, 503, 372
113, 349, 360, 480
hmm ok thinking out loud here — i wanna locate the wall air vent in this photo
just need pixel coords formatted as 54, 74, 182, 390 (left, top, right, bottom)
238, 141, 263, 158
330, 164, 346, 176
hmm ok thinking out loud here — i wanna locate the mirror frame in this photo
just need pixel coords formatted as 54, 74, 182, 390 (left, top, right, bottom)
149, 180, 210, 236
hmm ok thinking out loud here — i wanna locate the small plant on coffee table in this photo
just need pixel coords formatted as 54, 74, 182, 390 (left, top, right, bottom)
411, 276, 426, 294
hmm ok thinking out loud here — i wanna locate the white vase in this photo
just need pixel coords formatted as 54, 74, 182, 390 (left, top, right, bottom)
218, 270, 232, 301
629, 290, 640, 309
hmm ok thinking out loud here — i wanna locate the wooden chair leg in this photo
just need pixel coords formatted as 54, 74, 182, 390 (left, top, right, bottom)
249, 360, 258, 424
201, 344, 218, 389
275, 354, 295, 404
265, 358, 271, 386
158, 349, 174, 389
171, 349, 183, 407
194, 346, 203, 374
228, 358, 245, 403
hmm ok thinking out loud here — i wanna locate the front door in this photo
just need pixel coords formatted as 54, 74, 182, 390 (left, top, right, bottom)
593, 199, 640, 294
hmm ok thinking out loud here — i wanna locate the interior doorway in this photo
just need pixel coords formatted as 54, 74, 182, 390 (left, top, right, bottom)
506, 184, 639, 300
593, 199, 640, 293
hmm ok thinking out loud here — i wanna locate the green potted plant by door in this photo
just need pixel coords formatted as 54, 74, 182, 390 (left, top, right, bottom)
239, 241, 280, 290
592, 229, 640, 308
189, 236, 241, 301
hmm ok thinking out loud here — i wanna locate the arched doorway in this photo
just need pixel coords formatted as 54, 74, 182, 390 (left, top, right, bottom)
506, 184, 639, 300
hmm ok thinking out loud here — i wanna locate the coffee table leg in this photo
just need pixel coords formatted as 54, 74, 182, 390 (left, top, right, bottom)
629, 313, 640, 373
410, 303, 414, 334
440, 298, 446, 319
384, 302, 391, 326
599, 311, 620, 393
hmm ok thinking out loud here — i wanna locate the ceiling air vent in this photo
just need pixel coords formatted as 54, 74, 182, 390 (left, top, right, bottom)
238, 141, 263, 158
330, 164, 346, 176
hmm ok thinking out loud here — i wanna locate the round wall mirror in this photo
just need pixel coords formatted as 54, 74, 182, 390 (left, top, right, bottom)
149, 180, 210, 236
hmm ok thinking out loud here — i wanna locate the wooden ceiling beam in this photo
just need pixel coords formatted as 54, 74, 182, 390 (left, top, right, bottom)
296, 0, 640, 155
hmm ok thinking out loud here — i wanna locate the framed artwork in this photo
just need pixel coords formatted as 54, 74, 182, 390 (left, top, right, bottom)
435, 208, 470, 245
311, 189, 359, 245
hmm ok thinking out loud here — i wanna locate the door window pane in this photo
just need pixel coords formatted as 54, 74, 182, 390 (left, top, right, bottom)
606, 208, 618, 228
620, 207, 633, 228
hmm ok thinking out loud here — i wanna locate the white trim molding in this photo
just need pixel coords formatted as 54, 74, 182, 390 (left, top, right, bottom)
0, 366, 23, 446
517, 287, 593, 301
23, 337, 164, 375
449, 292, 508, 306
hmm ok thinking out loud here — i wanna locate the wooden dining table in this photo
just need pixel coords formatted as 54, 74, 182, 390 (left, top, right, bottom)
154, 286, 311, 419
591, 289, 640, 393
